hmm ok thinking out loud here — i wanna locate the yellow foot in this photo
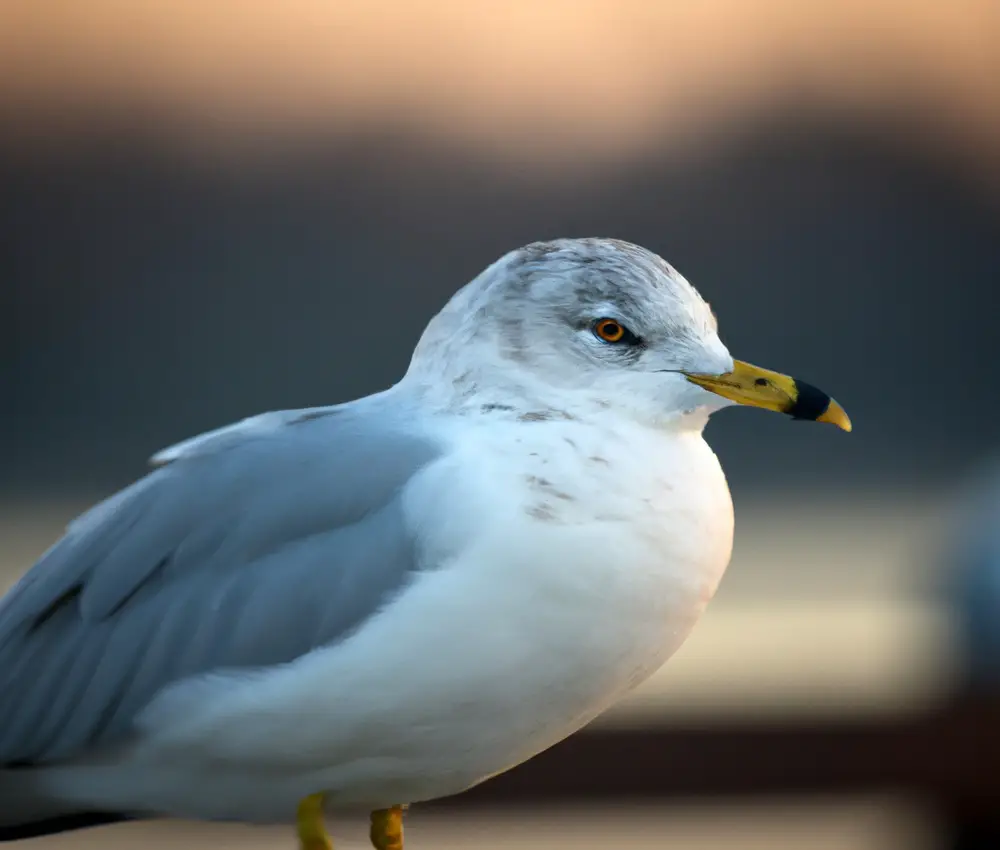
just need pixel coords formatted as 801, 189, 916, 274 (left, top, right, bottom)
297, 793, 333, 850
369, 805, 405, 850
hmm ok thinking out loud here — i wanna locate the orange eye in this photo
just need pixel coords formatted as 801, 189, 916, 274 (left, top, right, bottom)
594, 318, 626, 343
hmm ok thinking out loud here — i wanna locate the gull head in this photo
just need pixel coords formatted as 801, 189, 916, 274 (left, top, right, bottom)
408, 238, 850, 432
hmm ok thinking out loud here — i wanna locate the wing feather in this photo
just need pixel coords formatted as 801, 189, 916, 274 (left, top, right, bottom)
0, 402, 440, 764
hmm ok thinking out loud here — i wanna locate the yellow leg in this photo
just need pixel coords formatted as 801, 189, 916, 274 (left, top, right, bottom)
369, 805, 405, 850
297, 793, 333, 850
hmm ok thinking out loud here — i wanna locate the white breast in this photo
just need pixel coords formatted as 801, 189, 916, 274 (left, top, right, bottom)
408, 415, 736, 718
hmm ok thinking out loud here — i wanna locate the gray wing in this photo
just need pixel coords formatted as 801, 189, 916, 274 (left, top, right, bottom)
0, 402, 441, 765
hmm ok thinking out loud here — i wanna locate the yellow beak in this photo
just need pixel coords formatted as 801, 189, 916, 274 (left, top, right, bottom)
684, 360, 852, 432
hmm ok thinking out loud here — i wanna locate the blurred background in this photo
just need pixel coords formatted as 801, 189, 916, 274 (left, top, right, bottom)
2, 1, 999, 848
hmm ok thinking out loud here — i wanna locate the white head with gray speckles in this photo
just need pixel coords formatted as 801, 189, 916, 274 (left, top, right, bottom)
405, 238, 736, 429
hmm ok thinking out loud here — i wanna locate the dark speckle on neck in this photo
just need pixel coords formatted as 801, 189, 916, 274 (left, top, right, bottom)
525, 475, 575, 501
527, 503, 559, 522
518, 409, 576, 423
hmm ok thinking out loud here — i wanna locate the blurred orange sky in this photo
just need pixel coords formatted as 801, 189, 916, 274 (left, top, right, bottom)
0, 0, 998, 172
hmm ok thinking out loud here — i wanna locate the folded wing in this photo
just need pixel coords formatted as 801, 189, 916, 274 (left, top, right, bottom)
0, 403, 440, 765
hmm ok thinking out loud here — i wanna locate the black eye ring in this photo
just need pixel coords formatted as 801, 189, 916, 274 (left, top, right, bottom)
593, 318, 639, 345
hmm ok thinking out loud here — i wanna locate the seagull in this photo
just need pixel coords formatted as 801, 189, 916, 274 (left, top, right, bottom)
0, 238, 850, 850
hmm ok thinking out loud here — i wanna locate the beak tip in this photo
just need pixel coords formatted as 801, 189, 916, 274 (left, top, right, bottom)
818, 401, 852, 433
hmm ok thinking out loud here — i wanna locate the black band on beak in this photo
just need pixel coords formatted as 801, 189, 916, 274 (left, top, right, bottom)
788, 380, 833, 421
